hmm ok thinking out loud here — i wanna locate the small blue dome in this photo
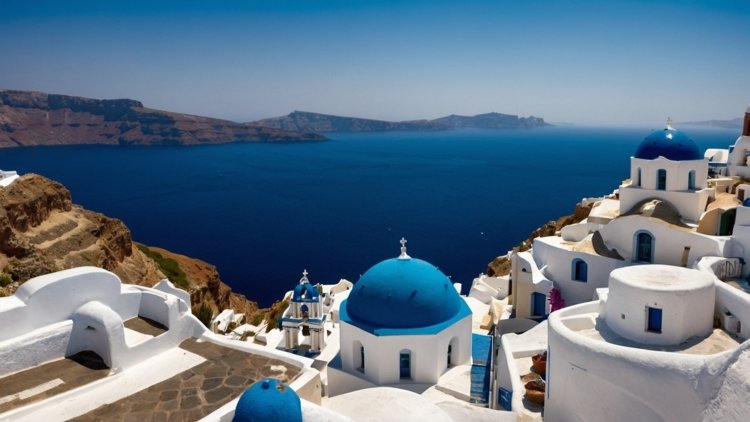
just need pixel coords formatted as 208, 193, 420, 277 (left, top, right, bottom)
743, 198, 750, 207
345, 257, 463, 329
233, 378, 302, 422
634, 128, 701, 161
292, 283, 318, 302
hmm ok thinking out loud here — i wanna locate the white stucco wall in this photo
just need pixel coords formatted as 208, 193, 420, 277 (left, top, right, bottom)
597, 215, 728, 266
546, 300, 750, 422
560, 222, 603, 242
713, 281, 750, 341
511, 251, 553, 319
0, 321, 73, 378
0, 267, 207, 373
628, 157, 708, 192
603, 265, 715, 346
338, 315, 472, 388
727, 135, 750, 178
532, 237, 626, 308
495, 321, 547, 416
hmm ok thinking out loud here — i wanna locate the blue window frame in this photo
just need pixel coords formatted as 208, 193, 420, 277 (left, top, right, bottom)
400, 351, 411, 379
572, 259, 588, 282
657, 169, 667, 190
647, 307, 662, 333
634, 231, 654, 263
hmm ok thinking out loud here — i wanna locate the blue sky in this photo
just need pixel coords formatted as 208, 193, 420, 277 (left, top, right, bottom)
1, 0, 749, 125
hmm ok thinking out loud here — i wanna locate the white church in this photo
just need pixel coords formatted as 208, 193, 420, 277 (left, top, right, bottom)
328, 239, 473, 393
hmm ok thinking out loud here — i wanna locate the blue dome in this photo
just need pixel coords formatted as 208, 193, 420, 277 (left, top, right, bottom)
743, 198, 750, 207
292, 283, 318, 302
233, 378, 302, 422
634, 128, 702, 160
344, 257, 464, 329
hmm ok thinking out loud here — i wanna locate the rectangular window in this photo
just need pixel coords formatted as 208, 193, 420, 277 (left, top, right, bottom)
532, 292, 547, 317
647, 307, 662, 333
400, 352, 411, 379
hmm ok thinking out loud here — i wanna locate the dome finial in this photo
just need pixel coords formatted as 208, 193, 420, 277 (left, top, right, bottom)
300, 269, 309, 284
399, 237, 411, 259
666, 117, 674, 130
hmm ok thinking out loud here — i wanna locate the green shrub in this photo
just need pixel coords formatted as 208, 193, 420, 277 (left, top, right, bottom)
137, 244, 189, 289
265, 298, 289, 332
193, 303, 213, 328
250, 311, 266, 326
0, 273, 12, 287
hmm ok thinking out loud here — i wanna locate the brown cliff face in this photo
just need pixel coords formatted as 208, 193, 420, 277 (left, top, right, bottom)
0, 89, 327, 148
0, 174, 261, 320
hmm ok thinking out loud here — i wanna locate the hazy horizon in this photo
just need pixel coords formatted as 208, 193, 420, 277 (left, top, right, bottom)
2, 0, 749, 126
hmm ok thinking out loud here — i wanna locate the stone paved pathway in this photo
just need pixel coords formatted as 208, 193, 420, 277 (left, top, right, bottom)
71, 339, 301, 421
0, 351, 108, 414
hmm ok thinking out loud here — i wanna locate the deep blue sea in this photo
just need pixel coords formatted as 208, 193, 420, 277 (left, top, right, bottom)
0, 126, 739, 306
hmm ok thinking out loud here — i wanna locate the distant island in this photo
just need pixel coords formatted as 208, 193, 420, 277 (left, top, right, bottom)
679, 117, 743, 129
253, 111, 550, 133
0, 89, 551, 148
0, 89, 326, 148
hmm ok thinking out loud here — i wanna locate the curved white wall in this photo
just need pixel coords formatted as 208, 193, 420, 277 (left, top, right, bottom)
604, 265, 714, 345
546, 301, 749, 422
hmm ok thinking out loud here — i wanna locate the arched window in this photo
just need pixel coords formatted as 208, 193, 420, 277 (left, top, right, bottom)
688, 170, 696, 190
634, 231, 654, 263
571, 259, 588, 282
300, 304, 309, 318
353, 341, 365, 373
399, 350, 412, 379
448, 337, 459, 368
657, 169, 667, 190
636, 167, 642, 187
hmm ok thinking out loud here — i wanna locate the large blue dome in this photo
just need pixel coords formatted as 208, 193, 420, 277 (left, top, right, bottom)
233, 378, 302, 422
344, 257, 465, 329
634, 128, 702, 160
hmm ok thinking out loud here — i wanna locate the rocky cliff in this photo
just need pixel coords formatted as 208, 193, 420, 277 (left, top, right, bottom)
0, 89, 326, 147
254, 111, 550, 133
486, 202, 592, 277
0, 174, 260, 319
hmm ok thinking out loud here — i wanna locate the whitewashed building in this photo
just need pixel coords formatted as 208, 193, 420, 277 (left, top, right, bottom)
328, 239, 473, 395
545, 265, 749, 422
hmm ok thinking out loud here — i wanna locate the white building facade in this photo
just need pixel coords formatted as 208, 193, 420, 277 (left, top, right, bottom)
330, 241, 473, 394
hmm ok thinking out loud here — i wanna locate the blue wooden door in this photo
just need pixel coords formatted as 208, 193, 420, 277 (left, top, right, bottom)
647, 307, 662, 333
532, 292, 546, 317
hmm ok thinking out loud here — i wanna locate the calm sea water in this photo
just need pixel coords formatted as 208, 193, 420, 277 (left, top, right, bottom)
0, 126, 738, 306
